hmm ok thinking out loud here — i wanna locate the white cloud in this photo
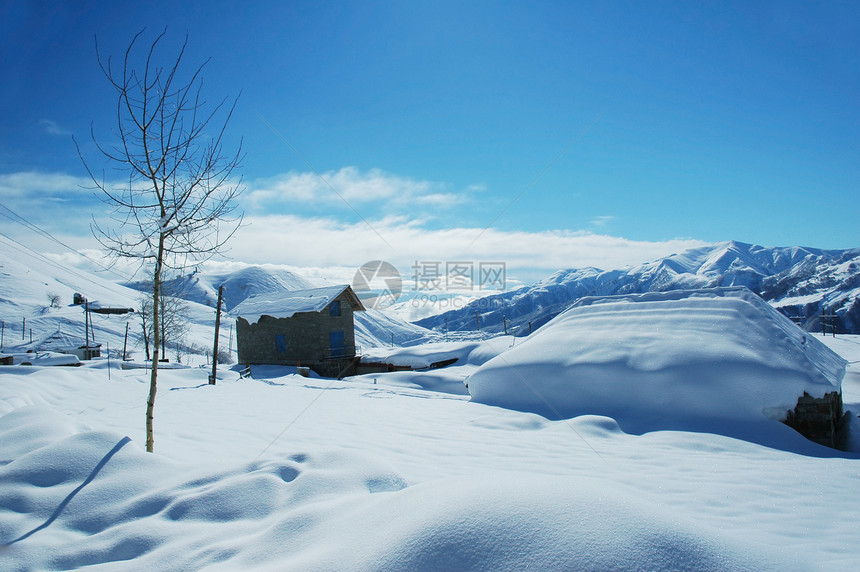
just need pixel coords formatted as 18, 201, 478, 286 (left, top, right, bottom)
39, 119, 71, 137
590, 215, 616, 227
0, 171, 94, 199
4, 168, 709, 287
226, 213, 708, 284
245, 167, 470, 212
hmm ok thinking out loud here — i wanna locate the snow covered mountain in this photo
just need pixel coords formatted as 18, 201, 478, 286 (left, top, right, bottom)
0, 237, 435, 356
126, 266, 321, 311
416, 241, 860, 335
127, 266, 437, 348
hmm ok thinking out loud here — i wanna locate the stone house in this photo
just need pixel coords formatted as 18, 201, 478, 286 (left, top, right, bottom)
233, 285, 365, 378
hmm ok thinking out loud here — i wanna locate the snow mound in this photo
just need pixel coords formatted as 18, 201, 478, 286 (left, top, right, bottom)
361, 337, 511, 369
352, 337, 516, 394
0, 406, 799, 571
466, 287, 846, 444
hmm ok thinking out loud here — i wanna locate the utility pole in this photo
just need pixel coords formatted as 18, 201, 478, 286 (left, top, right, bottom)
84, 303, 89, 359
475, 310, 480, 331
210, 285, 224, 385
22, 317, 25, 340
123, 322, 129, 361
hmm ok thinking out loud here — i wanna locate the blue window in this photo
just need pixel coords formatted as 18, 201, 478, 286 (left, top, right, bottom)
275, 334, 286, 352
330, 331, 345, 357
329, 300, 341, 316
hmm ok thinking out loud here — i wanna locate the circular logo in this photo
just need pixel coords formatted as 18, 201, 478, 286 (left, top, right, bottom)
352, 260, 403, 309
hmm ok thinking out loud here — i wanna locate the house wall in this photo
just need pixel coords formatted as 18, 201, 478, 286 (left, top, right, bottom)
236, 292, 358, 370
783, 391, 844, 449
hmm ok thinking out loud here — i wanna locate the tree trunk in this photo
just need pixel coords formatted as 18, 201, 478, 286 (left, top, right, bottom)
141, 321, 151, 361
146, 236, 165, 453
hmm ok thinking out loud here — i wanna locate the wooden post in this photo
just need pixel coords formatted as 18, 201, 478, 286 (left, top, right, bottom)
84, 302, 89, 358
22, 317, 25, 340
210, 285, 224, 385
503, 315, 508, 335
475, 310, 480, 330
123, 322, 129, 361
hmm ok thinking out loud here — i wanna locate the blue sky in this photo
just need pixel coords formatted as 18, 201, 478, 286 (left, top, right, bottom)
1, 1, 858, 285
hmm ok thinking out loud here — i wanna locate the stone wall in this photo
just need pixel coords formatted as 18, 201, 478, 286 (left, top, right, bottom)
783, 391, 844, 448
236, 291, 358, 378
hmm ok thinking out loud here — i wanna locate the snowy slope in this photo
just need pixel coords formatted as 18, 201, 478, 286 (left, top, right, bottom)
418, 240, 860, 335
0, 239, 434, 357
354, 308, 436, 348
2, 337, 860, 569
0, 235, 226, 362
126, 265, 321, 311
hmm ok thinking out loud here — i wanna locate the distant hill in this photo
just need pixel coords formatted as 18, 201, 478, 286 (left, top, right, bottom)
0, 238, 435, 355
125, 266, 320, 311
125, 265, 436, 348
416, 241, 860, 335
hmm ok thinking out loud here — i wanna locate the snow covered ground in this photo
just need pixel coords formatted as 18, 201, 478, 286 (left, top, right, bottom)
4, 237, 860, 569
2, 329, 860, 569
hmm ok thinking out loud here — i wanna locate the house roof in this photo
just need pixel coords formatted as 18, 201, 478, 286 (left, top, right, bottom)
230, 285, 365, 324
466, 286, 848, 438
15, 328, 101, 352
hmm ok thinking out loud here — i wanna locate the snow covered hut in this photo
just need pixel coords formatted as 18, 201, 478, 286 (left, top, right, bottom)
233, 285, 365, 378
466, 287, 847, 448
16, 329, 101, 360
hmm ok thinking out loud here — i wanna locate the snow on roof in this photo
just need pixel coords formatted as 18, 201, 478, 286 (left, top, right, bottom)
13, 329, 98, 352
230, 285, 364, 324
466, 287, 847, 439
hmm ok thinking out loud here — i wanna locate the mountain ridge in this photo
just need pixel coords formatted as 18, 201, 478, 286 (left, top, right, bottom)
415, 240, 860, 335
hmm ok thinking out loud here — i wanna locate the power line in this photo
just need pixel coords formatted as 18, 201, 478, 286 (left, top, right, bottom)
0, 202, 137, 282
0, 231, 110, 286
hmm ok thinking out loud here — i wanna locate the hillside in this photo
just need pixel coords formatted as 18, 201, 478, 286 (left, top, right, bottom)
125, 266, 321, 312
0, 237, 435, 357
416, 241, 860, 336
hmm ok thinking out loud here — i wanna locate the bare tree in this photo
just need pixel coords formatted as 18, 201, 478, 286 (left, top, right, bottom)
137, 291, 153, 361
77, 29, 243, 452
136, 282, 189, 363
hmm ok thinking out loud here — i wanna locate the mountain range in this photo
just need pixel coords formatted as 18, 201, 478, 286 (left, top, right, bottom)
415, 241, 860, 336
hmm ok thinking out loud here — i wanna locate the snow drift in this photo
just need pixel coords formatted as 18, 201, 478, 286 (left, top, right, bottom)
466, 287, 846, 445
0, 405, 799, 571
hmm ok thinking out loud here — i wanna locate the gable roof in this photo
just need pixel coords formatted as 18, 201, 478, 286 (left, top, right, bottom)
231, 285, 365, 324
565, 286, 846, 389
15, 328, 100, 352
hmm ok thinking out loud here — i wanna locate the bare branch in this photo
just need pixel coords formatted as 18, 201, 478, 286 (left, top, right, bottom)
79, 30, 244, 453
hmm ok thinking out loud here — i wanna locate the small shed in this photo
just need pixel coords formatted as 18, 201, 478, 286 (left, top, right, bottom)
16, 329, 101, 360
233, 285, 365, 378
